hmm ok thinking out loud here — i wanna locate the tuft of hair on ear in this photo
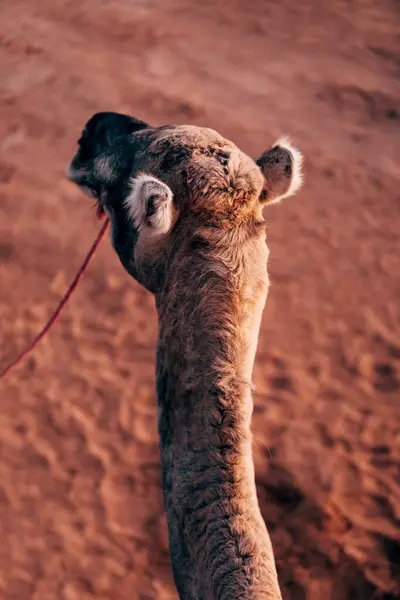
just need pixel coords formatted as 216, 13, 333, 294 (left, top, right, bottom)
124, 173, 174, 236
256, 136, 303, 205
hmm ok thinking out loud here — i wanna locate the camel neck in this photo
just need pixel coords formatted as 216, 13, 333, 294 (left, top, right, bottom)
153, 252, 282, 599
155, 240, 268, 450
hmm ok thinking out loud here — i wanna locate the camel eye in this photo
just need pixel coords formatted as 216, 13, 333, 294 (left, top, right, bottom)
84, 184, 99, 199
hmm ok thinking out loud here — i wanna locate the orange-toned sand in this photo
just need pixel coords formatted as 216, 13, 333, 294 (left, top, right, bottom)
0, 2, 399, 598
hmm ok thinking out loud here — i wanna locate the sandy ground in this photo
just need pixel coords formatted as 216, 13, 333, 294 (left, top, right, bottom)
0, 1, 399, 598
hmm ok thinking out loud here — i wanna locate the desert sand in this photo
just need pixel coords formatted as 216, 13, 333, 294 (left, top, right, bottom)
0, 1, 399, 599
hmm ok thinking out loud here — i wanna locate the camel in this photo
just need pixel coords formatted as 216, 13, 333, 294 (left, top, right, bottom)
67, 112, 303, 599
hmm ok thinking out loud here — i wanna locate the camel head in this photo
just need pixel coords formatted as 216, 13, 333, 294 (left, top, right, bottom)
67, 112, 303, 294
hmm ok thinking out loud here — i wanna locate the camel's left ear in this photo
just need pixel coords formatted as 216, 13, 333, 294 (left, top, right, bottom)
124, 174, 175, 237
256, 137, 303, 205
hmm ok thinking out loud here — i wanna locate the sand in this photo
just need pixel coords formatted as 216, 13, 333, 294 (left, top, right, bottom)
0, 1, 399, 598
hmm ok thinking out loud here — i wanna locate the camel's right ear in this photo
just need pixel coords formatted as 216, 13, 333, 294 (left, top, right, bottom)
124, 174, 175, 236
256, 137, 303, 205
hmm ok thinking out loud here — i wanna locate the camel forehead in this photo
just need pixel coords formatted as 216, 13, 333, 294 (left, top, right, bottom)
142, 125, 264, 210
150, 124, 243, 162
154, 124, 229, 147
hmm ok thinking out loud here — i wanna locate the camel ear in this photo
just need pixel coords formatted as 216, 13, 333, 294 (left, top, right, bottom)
124, 174, 175, 236
256, 137, 303, 205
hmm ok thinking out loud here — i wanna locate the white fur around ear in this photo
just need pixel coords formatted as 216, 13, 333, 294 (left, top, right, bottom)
124, 174, 174, 236
273, 136, 304, 200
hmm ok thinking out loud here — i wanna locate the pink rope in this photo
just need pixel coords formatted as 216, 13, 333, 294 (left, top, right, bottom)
0, 219, 110, 378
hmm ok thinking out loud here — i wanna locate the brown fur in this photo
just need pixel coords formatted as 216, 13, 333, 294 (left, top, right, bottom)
67, 114, 303, 599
